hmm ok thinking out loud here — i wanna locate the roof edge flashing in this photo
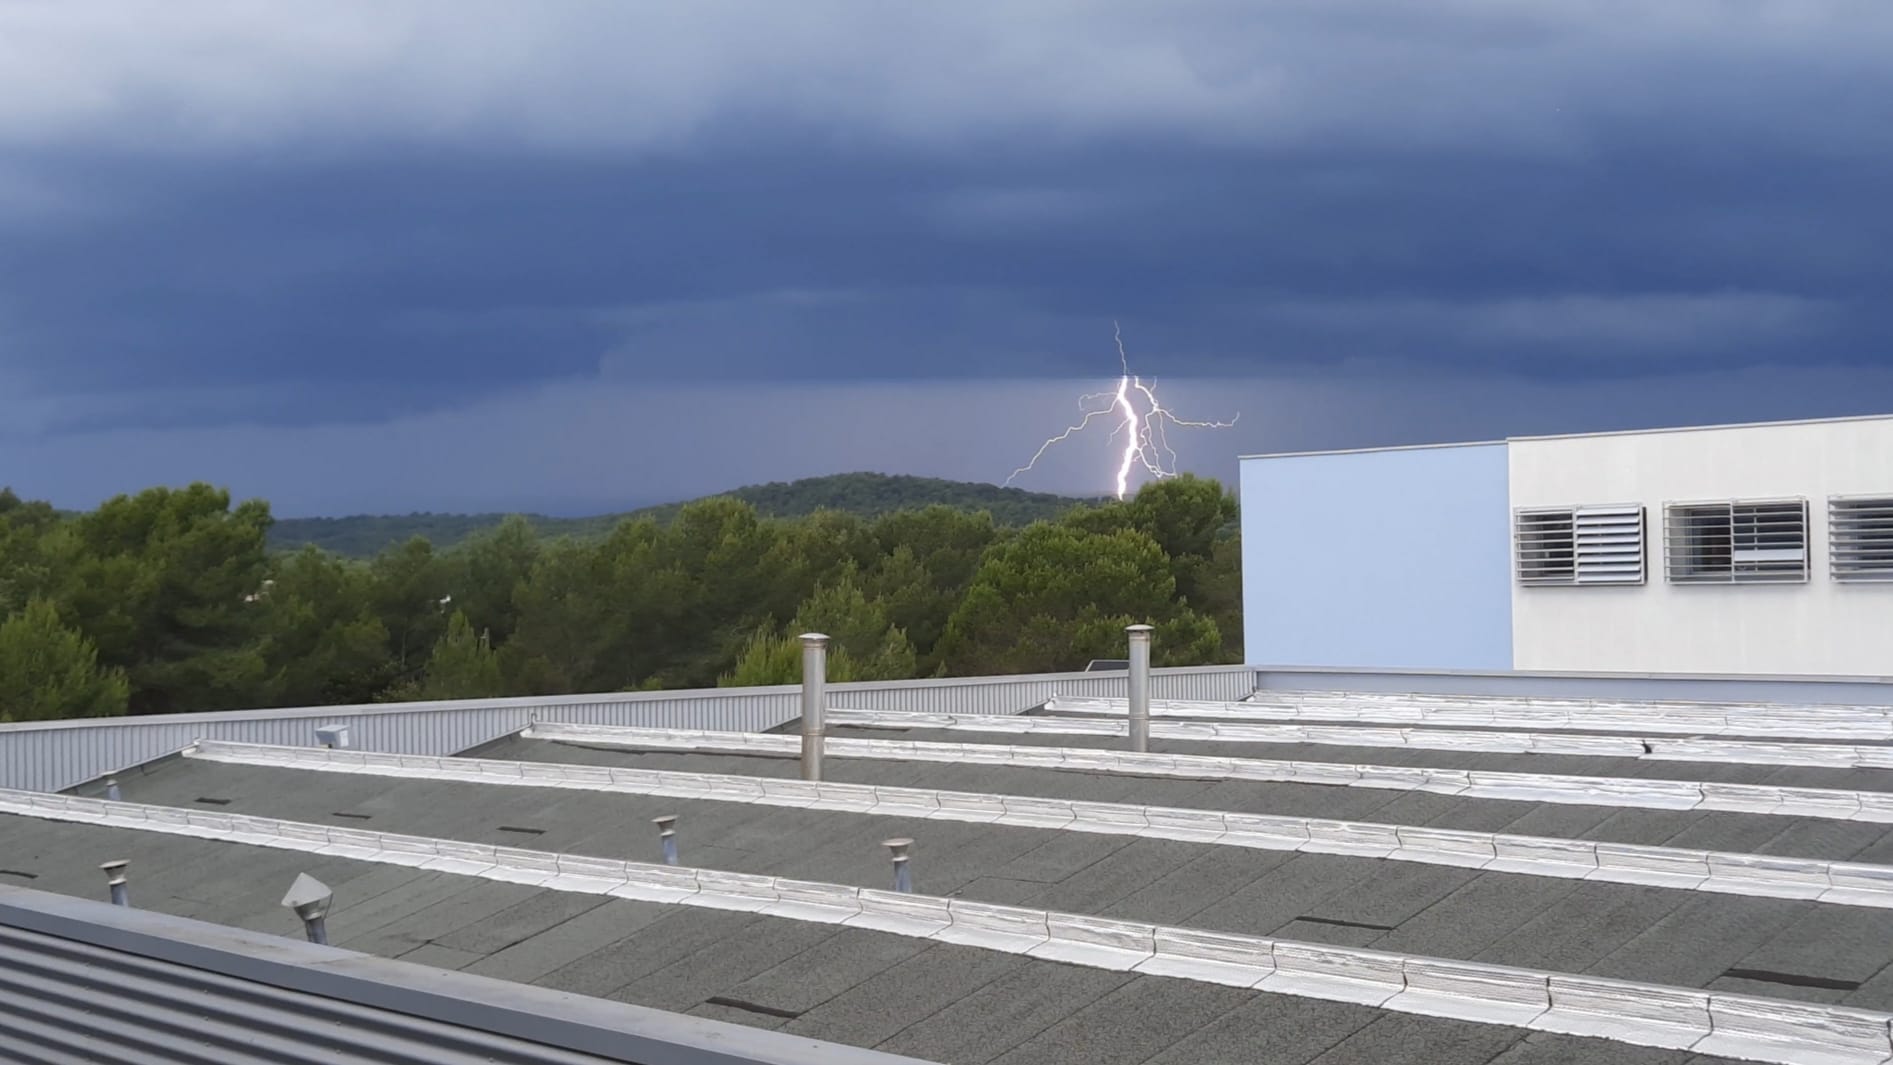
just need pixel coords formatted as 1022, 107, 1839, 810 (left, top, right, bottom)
1240, 411, 1893, 462
1239, 439, 1506, 461
1250, 665, 1893, 686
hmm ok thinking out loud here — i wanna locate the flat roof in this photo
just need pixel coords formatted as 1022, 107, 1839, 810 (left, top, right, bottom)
1239, 410, 1893, 462
9, 687, 1893, 1064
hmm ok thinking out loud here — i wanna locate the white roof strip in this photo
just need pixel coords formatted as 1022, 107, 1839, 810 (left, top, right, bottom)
1391, 959, 1553, 1027
831, 707, 1893, 771
428, 839, 499, 877
1537, 976, 1712, 1049
1827, 864, 1893, 908
764, 879, 862, 924
850, 889, 951, 936
1138, 927, 1278, 987
178, 740, 1893, 909
1489, 836, 1598, 878
1048, 693, 1893, 742
1030, 913, 1156, 970
1265, 942, 1406, 1007
611, 865, 700, 905
1697, 997, 1893, 1065
692, 869, 778, 913
517, 722, 1893, 827
0, 786, 1885, 1065
937, 899, 1048, 952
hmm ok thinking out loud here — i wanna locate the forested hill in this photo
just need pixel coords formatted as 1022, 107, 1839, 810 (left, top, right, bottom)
270, 473, 1102, 556
0, 475, 1239, 720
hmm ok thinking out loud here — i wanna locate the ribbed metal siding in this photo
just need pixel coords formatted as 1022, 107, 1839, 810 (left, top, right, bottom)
0, 666, 1257, 793
0, 697, 799, 793
0, 888, 928, 1065
0, 924, 609, 1064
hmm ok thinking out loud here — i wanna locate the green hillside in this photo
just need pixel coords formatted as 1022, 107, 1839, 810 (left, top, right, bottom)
269, 472, 1103, 556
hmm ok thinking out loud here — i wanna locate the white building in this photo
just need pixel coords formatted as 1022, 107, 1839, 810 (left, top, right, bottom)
1240, 413, 1893, 677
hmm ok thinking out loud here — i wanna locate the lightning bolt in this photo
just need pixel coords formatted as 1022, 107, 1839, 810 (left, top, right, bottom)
1006, 322, 1238, 501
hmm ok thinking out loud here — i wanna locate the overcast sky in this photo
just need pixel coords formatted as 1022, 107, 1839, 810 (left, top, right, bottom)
3, 2, 1890, 515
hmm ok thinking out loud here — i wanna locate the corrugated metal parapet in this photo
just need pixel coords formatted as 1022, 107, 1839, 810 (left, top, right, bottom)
0, 665, 1260, 794
0, 884, 936, 1065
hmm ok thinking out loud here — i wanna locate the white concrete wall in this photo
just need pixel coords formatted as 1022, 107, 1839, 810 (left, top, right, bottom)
1509, 417, 1893, 676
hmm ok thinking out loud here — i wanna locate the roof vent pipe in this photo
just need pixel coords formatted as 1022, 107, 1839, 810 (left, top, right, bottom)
800, 633, 829, 781
884, 838, 914, 893
653, 815, 679, 865
1126, 624, 1153, 753
280, 873, 334, 945
104, 777, 121, 802
99, 860, 130, 907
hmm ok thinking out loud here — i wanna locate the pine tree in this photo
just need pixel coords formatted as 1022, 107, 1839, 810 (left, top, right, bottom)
418, 610, 503, 700
719, 624, 863, 687
0, 599, 131, 722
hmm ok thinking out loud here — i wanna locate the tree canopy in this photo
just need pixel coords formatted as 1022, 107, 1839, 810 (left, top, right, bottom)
0, 476, 1243, 719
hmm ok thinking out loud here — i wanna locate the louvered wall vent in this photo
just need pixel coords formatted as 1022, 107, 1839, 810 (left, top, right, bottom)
1665, 499, 1809, 584
1830, 496, 1893, 583
1515, 505, 1645, 586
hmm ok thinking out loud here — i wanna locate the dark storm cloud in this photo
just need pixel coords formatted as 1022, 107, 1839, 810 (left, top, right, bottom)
1, 2, 1890, 506
5, 143, 1885, 402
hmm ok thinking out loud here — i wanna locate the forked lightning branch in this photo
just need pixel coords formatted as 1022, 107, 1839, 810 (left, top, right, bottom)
1006, 323, 1238, 500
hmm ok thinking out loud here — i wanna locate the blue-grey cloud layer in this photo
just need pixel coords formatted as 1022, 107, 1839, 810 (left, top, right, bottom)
1, 2, 1889, 507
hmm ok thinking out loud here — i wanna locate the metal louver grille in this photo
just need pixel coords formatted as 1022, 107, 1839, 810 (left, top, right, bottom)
1666, 499, 1808, 584
1573, 506, 1645, 584
1515, 509, 1575, 584
1515, 505, 1643, 585
1831, 496, 1893, 582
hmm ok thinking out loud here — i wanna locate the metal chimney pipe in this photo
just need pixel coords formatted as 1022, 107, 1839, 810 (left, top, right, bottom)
104, 777, 122, 802
800, 633, 829, 781
1126, 624, 1153, 753
99, 860, 130, 907
300, 913, 330, 945
883, 838, 914, 893
653, 815, 679, 865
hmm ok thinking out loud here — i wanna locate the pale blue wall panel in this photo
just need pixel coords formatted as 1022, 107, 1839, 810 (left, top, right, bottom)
1240, 444, 1513, 669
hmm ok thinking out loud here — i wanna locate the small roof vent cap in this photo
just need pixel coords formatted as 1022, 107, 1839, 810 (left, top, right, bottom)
280, 873, 333, 922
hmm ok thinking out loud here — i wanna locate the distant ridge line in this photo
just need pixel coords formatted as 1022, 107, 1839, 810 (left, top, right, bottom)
269, 471, 1105, 556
